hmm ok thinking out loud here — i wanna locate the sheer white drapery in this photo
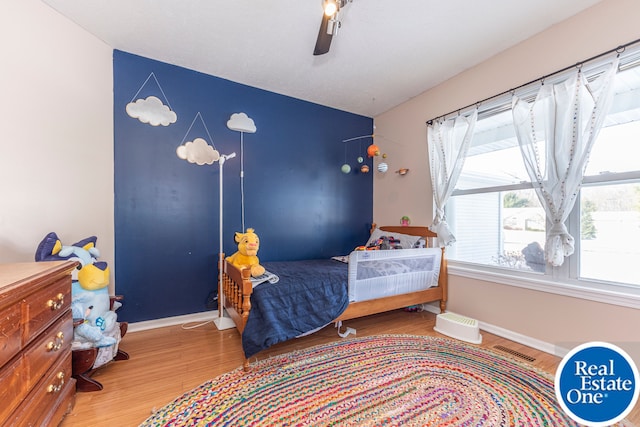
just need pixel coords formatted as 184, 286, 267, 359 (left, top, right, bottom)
427, 109, 478, 247
512, 58, 619, 266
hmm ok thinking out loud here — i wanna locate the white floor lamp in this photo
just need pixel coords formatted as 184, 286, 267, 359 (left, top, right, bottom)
213, 152, 237, 330
176, 112, 256, 330
175, 124, 238, 329
214, 112, 256, 329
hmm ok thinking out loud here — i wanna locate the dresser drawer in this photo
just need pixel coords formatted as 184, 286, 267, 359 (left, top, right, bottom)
6, 351, 75, 427
0, 354, 27, 423
0, 313, 73, 425
23, 311, 73, 392
0, 303, 21, 367
22, 276, 71, 346
0, 261, 76, 426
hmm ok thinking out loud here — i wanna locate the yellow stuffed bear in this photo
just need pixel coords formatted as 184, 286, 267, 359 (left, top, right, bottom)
226, 228, 266, 277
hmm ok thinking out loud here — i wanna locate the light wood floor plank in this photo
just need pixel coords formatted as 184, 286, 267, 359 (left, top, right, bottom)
60, 309, 639, 426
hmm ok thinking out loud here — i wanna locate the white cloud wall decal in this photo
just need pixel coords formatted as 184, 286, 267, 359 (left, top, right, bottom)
176, 138, 220, 165
126, 96, 177, 126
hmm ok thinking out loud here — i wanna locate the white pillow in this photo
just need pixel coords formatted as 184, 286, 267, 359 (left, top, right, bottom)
365, 228, 421, 249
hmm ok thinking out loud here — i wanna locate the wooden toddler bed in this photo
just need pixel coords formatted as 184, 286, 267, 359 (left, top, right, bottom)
218, 225, 448, 370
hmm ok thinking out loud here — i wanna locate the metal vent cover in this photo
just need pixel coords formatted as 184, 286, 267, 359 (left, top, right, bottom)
493, 345, 536, 362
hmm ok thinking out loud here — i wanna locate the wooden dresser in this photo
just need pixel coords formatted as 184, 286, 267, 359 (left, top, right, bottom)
0, 261, 77, 426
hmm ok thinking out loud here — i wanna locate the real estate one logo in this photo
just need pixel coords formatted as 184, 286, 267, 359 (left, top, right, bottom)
555, 342, 639, 426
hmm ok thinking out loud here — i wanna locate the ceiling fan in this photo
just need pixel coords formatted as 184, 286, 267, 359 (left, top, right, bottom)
313, 0, 352, 55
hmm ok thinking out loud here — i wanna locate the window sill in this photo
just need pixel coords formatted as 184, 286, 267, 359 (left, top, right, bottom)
447, 262, 640, 310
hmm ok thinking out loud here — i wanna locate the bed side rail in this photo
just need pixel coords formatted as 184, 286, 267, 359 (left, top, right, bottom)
220, 254, 253, 332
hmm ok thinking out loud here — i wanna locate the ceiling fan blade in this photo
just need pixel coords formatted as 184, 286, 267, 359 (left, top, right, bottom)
313, 13, 333, 56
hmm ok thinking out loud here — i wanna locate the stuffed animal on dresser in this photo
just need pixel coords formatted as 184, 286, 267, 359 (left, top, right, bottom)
35, 232, 129, 392
226, 227, 266, 277
34, 232, 122, 353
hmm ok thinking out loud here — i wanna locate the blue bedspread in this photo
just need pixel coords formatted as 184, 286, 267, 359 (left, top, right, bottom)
242, 259, 349, 358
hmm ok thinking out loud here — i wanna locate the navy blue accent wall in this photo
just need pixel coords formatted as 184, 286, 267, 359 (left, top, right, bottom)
114, 50, 373, 323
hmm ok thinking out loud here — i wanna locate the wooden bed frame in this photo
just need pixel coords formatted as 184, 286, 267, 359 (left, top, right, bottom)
218, 225, 448, 370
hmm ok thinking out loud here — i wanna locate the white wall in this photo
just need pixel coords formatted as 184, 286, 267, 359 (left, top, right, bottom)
374, 0, 640, 364
0, 1, 114, 284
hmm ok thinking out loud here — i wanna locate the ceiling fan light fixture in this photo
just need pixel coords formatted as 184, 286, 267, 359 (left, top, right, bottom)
314, 0, 351, 55
327, 17, 340, 36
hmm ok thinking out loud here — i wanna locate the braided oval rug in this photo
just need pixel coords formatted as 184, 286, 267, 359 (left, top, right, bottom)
139, 335, 631, 426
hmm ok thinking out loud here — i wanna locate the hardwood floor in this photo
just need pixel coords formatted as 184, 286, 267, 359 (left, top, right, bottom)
60, 309, 639, 426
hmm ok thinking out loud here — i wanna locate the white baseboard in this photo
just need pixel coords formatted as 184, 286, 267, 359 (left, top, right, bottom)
478, 322, 570, 358
130, 305, 571, 359
420, 303, 441, 315
127, 310, 220, 333
421, 304, 570, 358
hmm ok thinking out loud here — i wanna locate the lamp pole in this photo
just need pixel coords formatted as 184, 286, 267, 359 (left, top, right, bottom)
214, 152, 237, 330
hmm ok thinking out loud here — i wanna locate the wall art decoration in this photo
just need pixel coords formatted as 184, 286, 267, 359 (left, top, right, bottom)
227, 112, 256, 133
176, 112, 220, 165
125, 72, 177, 126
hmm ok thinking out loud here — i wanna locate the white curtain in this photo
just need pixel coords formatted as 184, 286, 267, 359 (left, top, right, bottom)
512, 58, 619, 266
427, 109, 478, 247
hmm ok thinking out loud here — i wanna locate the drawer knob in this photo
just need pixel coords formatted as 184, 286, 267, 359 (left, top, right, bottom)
47, 293, 65, 310
47, 372, 65, 393
46, 332, 65, 351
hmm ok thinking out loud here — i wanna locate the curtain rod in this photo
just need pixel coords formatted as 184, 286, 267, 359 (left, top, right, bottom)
425, 37, 640, 125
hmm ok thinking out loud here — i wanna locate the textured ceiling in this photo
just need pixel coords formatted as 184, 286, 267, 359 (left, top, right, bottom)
42, 0, 603, 117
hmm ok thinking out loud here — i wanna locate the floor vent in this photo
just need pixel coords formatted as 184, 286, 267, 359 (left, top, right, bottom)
493, 345, 536, 362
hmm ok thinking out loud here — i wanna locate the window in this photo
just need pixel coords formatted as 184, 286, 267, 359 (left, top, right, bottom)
446, 53, 640, 293
579, 171, 640, 287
